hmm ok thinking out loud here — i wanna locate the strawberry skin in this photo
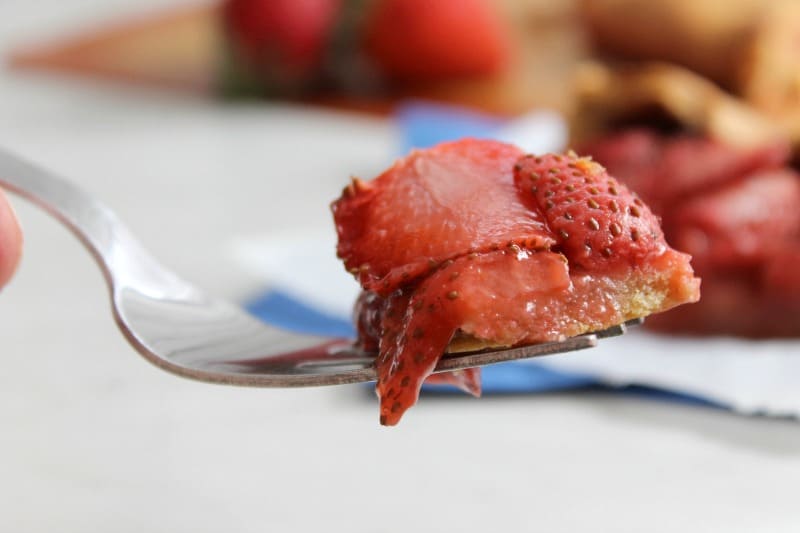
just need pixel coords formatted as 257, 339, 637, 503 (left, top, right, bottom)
362, 0, 510, 82
513, 153, 666, 271
332, 139, 555, 295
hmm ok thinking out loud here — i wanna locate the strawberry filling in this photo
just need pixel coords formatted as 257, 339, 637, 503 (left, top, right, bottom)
333, 139, 700, 425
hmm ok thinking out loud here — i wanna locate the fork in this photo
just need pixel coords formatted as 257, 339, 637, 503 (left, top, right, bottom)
0, 148, 639, 387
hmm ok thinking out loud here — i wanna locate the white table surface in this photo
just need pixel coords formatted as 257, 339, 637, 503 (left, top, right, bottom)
2, 2, 800, 532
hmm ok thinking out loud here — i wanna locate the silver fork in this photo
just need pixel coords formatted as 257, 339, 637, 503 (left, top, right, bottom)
0, 148, 639, 387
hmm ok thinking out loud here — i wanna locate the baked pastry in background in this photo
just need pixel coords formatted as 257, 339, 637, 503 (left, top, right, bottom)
580, 0, 800, 148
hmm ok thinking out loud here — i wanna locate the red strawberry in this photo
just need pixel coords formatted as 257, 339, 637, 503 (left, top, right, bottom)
513, 153, 666, 271
668, 169, 800, 272
578, 129, 790, 212
222, 0, 342, 91
332, 139, 555, 295
655, 136, 789, 201
362, 0, 510, 82
354, 278, 481, 400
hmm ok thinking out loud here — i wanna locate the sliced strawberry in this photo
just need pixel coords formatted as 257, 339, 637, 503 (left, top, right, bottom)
578, 129, 790, 212
332, 139, 555, 295
655, 136, 789, 201
362, 0, 510, 82
513, 153, 666, 271
354, 288, 482, 398
375, 251, 565, 426
668, 168, 800, 272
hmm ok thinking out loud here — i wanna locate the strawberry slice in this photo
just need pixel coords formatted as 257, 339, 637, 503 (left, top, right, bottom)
332, 139, 555, 295
668, 169, 800, 272
578, 129, 790, 212
354, 280, 482, 399
336, 140, 699, 425
222, 0, 343, 93
513, 153, 666, 271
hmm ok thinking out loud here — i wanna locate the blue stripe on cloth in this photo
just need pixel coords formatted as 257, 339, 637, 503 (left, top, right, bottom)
395, 101, 504, 153
245, 289, 355, 339
425, 362, 598, 394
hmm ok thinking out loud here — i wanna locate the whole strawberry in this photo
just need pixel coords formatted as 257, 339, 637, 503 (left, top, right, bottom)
221, 0, 511, 95
221, 0, 342, 94
362, 0, 510, 82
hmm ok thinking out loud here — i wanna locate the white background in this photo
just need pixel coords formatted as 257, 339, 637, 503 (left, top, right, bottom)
1, 1, 799, 532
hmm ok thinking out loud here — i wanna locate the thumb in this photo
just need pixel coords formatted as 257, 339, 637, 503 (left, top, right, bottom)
0, 188, 22, 289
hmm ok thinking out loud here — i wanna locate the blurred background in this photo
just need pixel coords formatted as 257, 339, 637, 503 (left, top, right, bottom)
1, 0, 799, 531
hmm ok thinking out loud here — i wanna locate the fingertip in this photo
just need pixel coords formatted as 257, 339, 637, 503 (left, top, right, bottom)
0, 188, 22, 289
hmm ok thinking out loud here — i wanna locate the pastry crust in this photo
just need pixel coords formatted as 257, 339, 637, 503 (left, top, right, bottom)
580, 0, 800, 148
570, 61, 785, 148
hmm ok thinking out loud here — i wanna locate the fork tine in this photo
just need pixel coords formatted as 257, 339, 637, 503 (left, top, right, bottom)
592, 316, 645, 338
434, 334, 598, 372
433, 317, 644, 373
593, 323, 627, 338
624, 317, 645, 327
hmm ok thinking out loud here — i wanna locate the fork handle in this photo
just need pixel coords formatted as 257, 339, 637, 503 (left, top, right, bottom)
0, 147, 194, 296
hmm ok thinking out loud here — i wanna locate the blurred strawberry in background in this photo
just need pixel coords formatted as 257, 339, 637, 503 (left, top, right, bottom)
362, 0, 509, 82
221, 0, 510, 96
221, 0, 343, 94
